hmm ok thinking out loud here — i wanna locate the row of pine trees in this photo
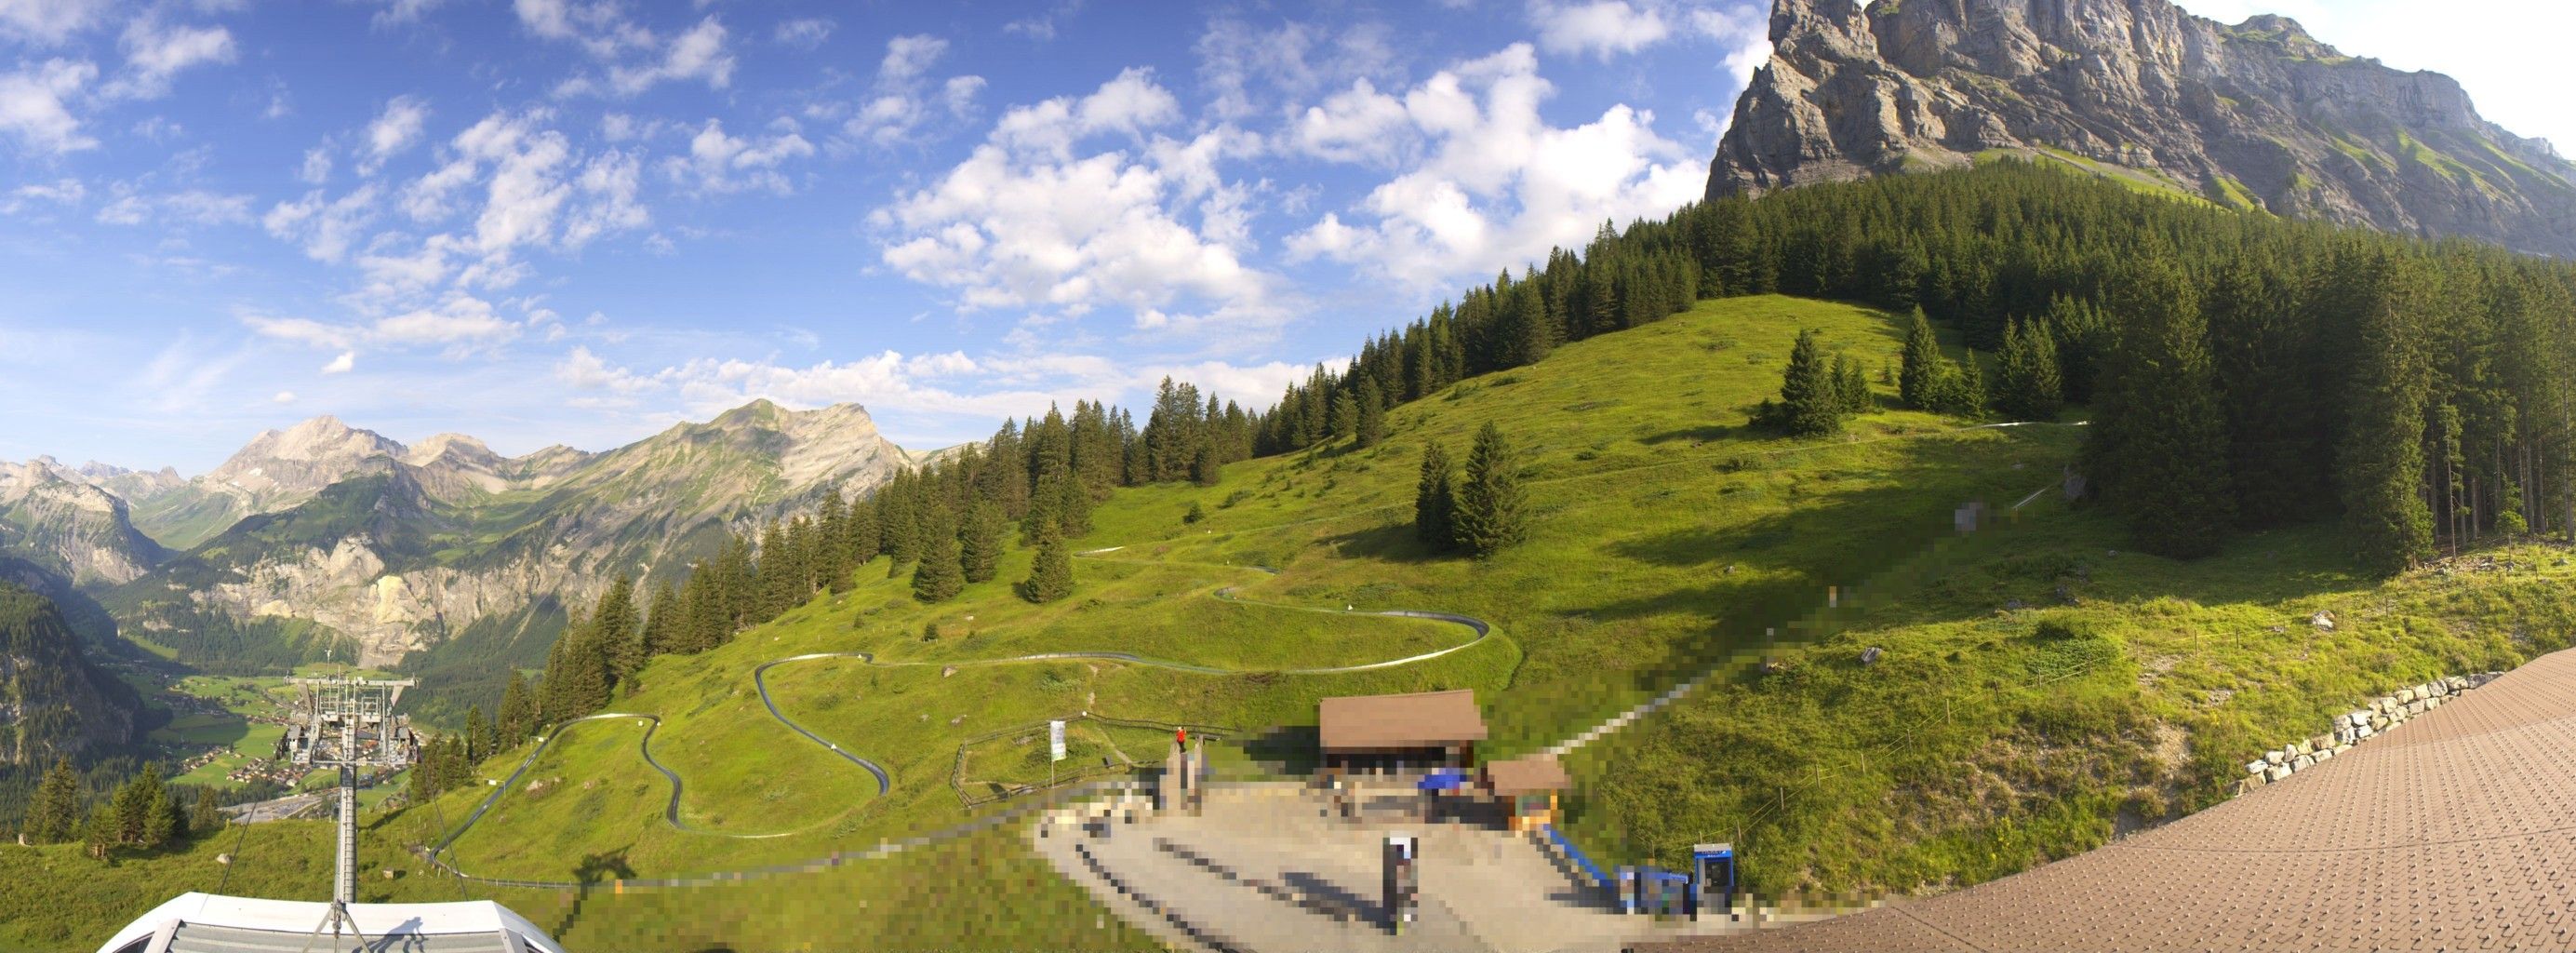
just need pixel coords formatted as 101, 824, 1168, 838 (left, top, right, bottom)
18, 758, 223, 859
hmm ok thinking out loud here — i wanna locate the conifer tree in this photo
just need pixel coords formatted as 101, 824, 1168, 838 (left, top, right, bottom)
912, 508, 965, 603
1415, 441, 1458, 551
25, 757, 79, 843
959, 500, 1004, 584
1330, 392, 1359, 444
140, 771, 175, 849
81, 801, 113, 861
1770, 329, 1845, 436
465, 705, 492, 763
2339, 256, 2436, 570
189, 785, 222, 838
1054, 468, 1093, 538
1451, 423, 1528, 557
594, 573, 641, 687
1995, 317, 2063, 420
1832, 353, 1872, 416
2082, 259, 2234, 558
1355, 379, 1388, 449
1190, 443, 1221, 487
497, 670, 534, 742
1900, 306, 1941, 409
1021, 520, 1074, 603
641, 581, 682, 656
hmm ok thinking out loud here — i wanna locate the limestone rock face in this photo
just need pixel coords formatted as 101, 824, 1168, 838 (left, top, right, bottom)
1709, 0, 2576, 258
105, 400, 912, 667
0, 459, 167, 586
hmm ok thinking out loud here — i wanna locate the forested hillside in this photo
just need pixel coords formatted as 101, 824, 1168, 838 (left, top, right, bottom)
1254, 159, 2576, 568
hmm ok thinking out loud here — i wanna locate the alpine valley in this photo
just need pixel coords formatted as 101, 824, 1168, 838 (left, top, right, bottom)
0, 401, 917, 717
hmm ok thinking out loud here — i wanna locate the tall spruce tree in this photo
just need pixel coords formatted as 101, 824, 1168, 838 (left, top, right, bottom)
189, 785, 222, 838
1415, 441, 1458, 551
959, 500, 1004, 584
1900, 306, 1941, 409
1452, 423, 1529, 557
2083, 258, 2235, 558
912, 507, 966, 603
25, 757, 79, 843
497, 669, 535, 742
1355, 379, 1388, 449
1021, 520, 1074, 603
1995, 317, 2063, 420
641, 580, 682, 657
594, 574, 642, 688
1832, 353, 1872, 416
1772, 329, 1845, 436
2339, 253, 2436, 570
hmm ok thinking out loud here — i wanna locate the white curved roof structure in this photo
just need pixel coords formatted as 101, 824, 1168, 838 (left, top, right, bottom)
97, 893, 566, 953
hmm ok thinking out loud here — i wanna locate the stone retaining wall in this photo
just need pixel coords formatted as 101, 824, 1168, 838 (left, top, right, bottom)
2236, 672, 2501, 792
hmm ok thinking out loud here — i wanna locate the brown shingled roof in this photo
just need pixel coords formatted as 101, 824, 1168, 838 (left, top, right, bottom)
1483, 756, 1569, 795
1317, 689, 1488, 750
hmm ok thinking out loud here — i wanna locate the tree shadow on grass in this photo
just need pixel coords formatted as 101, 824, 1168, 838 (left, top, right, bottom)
553, 846, 638, 938
1637, 422, 1749, 447
1243, 725, 1319, 775
1315, 521, 1451, 565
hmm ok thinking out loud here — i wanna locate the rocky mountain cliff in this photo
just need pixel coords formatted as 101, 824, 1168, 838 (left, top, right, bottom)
0, 459, 168, 586
0, 582, 139, 764
100, 399, 911, 668
1709, 0, 2576, 258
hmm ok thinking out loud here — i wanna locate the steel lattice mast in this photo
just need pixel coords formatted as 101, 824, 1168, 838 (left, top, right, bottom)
275, 675, 420, 946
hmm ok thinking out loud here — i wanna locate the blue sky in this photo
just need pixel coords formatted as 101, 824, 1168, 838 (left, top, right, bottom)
0, 0, 2564, 473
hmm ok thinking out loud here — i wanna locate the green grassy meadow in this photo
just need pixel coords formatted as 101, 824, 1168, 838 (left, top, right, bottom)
17, 294, 2576, 948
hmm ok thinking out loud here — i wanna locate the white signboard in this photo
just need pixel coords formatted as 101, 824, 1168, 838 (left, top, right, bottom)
1048, 719, 1067, 762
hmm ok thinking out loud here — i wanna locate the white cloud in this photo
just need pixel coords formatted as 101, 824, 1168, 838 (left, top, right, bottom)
842, 35, 983, 149
515, 2, 734, 98
97, 189, 254, 227
1194, 17, 1400, 122
1689, 6, 1770, 101
664, 118, 813, 195
362, 95, 430, 174
943, 75, 986, 114
878, 70, 1288, 342
107, 18, 236, 100
1528, 0, 1670, 59
554, 344, 657, 394
299, 146, 333, 184
262, 185, 381, 262
990, 67, 1179, 156
878, 34, 947, 82
0, 0, 110, 45
0, 59, 99, 154
2, 177, 83, 213
1285, 43, 1705, 291
1292, 78, 1415, 165
370, 0, 449, 28
272, 390, 296, 404
242, 292, 521, 355
1003, 0, 1083, 42
605, 16, 734, 96
774, 17, 832, 48
564, 149, 647, 245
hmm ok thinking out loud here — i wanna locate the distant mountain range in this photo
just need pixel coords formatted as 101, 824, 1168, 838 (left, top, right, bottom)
0, 400, 918, 678
1711, 0, 2576, 258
